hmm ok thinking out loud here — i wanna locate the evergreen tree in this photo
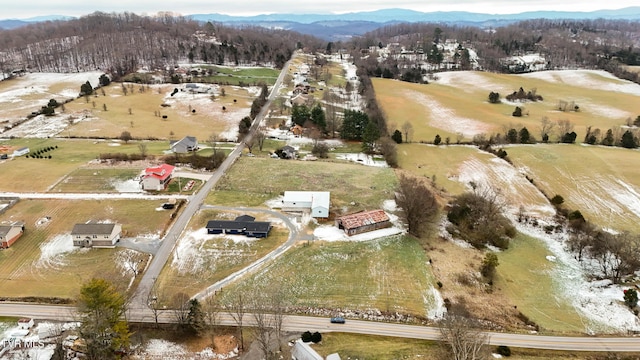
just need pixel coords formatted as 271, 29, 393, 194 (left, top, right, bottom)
310, 104, 326, 131
519, 127, 531, 143
434, 134, 442, 145
391, 129, 403, 144
621, 130, 638, 148
187, 299, 206, 335
506, 128, 518, 143
340, 110, 369, 140
80, 80, 93, 96
601, 129, 615, 146
362, 120, 380, 153
291, 104, 310, 126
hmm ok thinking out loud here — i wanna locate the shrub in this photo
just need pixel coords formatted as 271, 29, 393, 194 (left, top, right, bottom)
301, 331, 312, 342
311, 331, 322, 343
550, 195, 564, 206
496, 345, 511, 356
624, 289, 638, 309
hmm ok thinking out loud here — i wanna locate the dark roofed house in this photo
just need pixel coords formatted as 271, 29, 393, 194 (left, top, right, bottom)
336, 209, 391, 236
206, 215, 271, 238
71, 222, 122, 248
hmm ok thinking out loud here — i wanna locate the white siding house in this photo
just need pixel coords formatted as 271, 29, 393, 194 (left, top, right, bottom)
282, 191, 330, 218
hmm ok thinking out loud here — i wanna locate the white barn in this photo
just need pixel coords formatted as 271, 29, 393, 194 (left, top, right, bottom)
282, 191, 330, 218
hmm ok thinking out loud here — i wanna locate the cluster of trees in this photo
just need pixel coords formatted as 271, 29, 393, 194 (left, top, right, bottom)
164, 151, 227, 171
291, 103, 326, 131
446, 185, 516, 250
395, 172, 439, 237
505, 87, 543, 102
26, 145, 58, 159
584, 126, 639, 149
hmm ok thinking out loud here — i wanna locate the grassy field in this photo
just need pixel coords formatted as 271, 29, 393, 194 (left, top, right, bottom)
217, 236, 438, 316
50, 168, 141, 192
208, 156, 398, 212
65, 83, 252, 140
197, 65, 280, 86
154, 209, 288, 299
0, 199, 170, 298
0, 138, 171, 192
496, 233, 587, 334
374, 70, 640, 143
507, 144, 640, 232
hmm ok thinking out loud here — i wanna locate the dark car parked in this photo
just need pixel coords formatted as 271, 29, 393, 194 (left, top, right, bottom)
330, 316, 345, 324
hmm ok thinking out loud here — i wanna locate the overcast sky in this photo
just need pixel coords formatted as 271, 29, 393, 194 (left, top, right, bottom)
5, 0, 639, 19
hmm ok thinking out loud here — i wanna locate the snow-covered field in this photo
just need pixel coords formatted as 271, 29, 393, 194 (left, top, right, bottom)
36, 234, 78, 270
521, 69, 640, 96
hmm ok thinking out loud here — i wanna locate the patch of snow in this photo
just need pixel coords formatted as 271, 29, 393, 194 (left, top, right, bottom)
143, 339, 187, 357
520, 70, 640, 96
435, 71, 510, 93
113, 179, 142, 193
516, 220, 640, 333
382, 199, 397, 212
426, 285, 447, 319
546, 255, 556, 262
36, 234, 78, 269
407, 90, 494, 138
335, 153, 388, 167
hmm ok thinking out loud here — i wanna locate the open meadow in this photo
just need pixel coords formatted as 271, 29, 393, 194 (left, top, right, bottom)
216, 235, 440, 317
208, 156, 398, 212
506, 144, 640, 233
375, 70, 640, 143
154, 209, 288, 299
0, 199, 170, 298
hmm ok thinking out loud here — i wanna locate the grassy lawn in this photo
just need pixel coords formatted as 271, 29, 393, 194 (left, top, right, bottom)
496, 233, 587, 334
207, 156, 398, 212
0, 199, 170, 299
154, 209, 288, 299
50, 168, 141, 192
507, 144, 640, 232
217, 236, 438, 316
374, 71, 640, 143
313, 333, 438, 359
198, 65, 280, 86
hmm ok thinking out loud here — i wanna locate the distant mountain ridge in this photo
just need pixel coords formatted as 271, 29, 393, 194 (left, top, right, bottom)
2, 7, 640, 40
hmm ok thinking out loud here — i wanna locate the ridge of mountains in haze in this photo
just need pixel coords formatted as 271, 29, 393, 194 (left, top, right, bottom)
2, 7, 640, 40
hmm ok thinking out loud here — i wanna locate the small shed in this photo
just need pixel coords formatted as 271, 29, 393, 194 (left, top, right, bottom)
336, 209, 391, 236
0, 222, 25, 249
282, 191, 330, 218
12, 147, 29, 157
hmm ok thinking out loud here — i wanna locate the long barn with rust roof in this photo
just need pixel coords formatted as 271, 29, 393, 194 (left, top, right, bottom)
335, 209, 391, 236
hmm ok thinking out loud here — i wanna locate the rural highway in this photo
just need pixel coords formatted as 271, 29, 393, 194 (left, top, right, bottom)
1, 303, 640, 352
130, 59, 291, 308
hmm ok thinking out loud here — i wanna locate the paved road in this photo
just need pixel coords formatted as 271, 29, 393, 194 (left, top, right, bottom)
130, 60, 291, 309
192, 206, 300, 301
0, 192, 189, 200
1, 303, 639, 352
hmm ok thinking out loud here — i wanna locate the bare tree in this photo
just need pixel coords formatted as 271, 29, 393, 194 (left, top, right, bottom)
255, 129, 267, 152
138, 143, 148, 158
402, 121, 414, 143
208, 133, 219, 156
171, 292, 191, 329
556, 119, 574, 139
439, 312, 489, 360
226, 291, 246, 351
203, 295, 221, 351
146, 282, 165, 328
539, 116, 555, 139
396, 172, 439, 237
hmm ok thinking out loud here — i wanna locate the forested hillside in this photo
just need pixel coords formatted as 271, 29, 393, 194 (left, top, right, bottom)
0, 12, 324, 78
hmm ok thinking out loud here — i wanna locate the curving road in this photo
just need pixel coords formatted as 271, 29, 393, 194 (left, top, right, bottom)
192, 206, 300, 302
1, 303, 639, 352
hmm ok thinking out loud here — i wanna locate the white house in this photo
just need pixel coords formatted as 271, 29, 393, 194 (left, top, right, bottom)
71, 222, 122, 248
282, 191, 330, 218
17, 318, 34, 330
140, 164, 175, 191
12, 147, 29, 157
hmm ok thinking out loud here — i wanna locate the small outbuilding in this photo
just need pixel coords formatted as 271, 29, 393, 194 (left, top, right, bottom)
71, 222, 122, 248
282, 191, 330, 218
0, 222, 25, 249
12, 147, 29, 157
17, 318, 34, 330
336, 209, 391, 236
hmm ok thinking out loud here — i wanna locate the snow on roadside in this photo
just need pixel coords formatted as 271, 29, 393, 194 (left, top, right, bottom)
515, 221, 640, 333
36, 234, 78, 269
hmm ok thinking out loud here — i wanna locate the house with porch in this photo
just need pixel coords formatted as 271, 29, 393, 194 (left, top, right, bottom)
170, 136, 198, 153
141, 164, 175, 191
71, 222, 122, 248
336, 209, 391, 236
282, 191, 330, 218
0, 222, 25, 248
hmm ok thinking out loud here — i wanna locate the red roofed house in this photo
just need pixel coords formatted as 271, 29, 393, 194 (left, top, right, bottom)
0, 222, 25, 249
141, 164, 175, 191
335, 209, 391, 236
